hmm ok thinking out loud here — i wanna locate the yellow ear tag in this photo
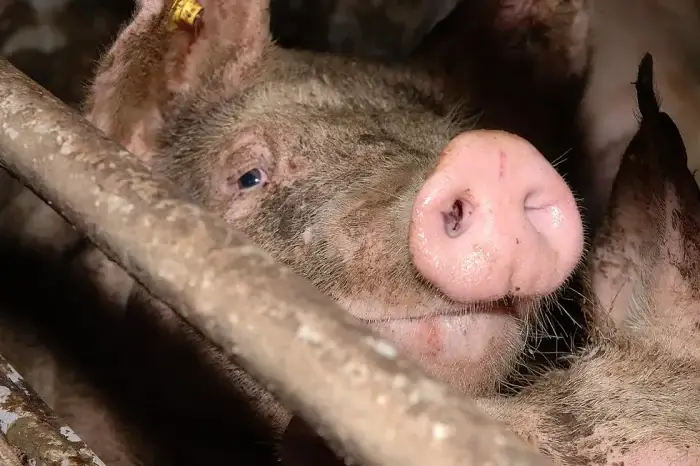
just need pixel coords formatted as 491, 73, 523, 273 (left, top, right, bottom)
167, 0, 204, 32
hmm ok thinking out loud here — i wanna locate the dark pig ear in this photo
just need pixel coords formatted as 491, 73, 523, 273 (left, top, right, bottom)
587, 53, 700, 344
84, 0, 271, 162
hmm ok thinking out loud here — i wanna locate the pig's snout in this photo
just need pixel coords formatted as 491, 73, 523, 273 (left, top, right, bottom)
410, 130, 584, 303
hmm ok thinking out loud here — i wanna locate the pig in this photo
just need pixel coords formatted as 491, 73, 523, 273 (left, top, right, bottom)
284, 51, 700, 466
0, 0, 591, 462
1, 2, 699, 464
0, 0, 595, 463
83, 0, 587, 399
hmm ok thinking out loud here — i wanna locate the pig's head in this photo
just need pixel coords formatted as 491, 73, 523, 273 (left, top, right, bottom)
84, 0, 585, 394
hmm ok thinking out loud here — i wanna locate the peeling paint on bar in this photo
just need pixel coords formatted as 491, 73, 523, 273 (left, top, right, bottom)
0, 353, 106, 465
0, 57, 552, 466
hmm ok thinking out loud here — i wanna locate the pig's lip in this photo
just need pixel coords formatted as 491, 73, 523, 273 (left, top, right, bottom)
357, 296, 522, 324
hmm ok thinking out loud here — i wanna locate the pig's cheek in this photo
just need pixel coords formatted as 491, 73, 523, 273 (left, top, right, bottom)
371, 313, 522, 381
223, 194, 265, 223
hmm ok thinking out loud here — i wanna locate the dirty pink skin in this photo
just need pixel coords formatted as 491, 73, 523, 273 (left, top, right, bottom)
82, 0, 587, 398
411, 130, 582, 303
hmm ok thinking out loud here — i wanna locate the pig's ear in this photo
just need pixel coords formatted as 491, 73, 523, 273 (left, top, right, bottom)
586, 53, 700, 346
83, 0, 270, 163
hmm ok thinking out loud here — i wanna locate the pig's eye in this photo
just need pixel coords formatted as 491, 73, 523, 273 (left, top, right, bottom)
237, 168, 267, 190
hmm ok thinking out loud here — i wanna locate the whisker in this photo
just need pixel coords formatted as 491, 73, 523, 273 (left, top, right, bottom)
550, 148, 571, 169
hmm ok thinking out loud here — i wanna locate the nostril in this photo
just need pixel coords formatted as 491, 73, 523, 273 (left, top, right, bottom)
524, 190, 561, 234
442, 198, 473, 238
523, 190, 551, 211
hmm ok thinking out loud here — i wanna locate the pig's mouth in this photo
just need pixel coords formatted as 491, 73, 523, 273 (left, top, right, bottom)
355, 295, 524, 324
358, 295, 531, 370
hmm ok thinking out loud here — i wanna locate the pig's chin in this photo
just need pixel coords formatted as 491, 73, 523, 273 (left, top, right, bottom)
360, 301, 526, 390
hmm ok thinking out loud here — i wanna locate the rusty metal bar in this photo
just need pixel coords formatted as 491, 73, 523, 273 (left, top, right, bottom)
0, 57, 551, 466
0, 353, 105, 466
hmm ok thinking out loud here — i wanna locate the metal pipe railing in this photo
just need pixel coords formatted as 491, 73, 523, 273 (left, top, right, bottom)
0, 57, 551, 466
0, 353, 105, 465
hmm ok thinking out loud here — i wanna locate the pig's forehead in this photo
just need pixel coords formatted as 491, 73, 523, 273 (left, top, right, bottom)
255, 48, 449, 109
203, 48, 459, 130
178, 86, 459, 159
205, 101, 454, 162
